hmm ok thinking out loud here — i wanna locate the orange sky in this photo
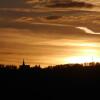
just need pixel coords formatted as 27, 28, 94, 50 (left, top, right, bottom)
0, 0, 100, 67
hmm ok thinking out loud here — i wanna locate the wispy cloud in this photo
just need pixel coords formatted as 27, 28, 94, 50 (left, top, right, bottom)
76, 27, 100, 35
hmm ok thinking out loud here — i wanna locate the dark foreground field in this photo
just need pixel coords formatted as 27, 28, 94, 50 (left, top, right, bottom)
0, 64, 99, 98
0, 64, 99, 88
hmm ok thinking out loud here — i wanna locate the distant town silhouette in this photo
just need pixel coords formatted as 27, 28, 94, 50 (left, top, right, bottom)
0, 59, 99, 90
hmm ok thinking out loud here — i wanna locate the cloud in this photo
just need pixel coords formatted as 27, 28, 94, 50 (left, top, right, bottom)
26, 0, 94, 8
0, 0, 94, 9
76, 27, 100, 35
46, 0, 94, 8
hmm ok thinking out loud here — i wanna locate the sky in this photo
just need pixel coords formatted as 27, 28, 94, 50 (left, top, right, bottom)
0, 0, 100, 67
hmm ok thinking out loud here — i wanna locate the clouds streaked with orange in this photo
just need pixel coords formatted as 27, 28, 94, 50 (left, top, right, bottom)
0, 0, 100, 67
0, 26, 100, 67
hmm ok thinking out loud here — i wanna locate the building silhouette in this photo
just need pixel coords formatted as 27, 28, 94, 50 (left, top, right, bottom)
19, 59, 30, 69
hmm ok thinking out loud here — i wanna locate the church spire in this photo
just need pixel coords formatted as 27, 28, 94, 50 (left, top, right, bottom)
19, 59, 30, 69
23, 59, 25, 66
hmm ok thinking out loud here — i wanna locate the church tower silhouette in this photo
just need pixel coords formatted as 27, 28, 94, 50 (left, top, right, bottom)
19, 59, 30, 69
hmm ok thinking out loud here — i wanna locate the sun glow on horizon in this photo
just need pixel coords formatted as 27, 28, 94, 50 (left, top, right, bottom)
63, 48, 100, 64
66, 56, 100, 64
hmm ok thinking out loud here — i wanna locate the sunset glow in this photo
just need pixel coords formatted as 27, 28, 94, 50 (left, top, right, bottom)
66, 56, 100, 64
0, 0, 100, 67
63, 48, 100, 64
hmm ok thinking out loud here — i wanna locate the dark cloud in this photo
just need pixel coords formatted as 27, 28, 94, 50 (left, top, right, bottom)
0, 0, 94, 8
46, 0, 94, 8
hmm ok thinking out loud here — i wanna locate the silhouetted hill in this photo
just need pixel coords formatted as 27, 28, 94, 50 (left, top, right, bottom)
0, 63, 99, 98
0, 63, 99, 89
